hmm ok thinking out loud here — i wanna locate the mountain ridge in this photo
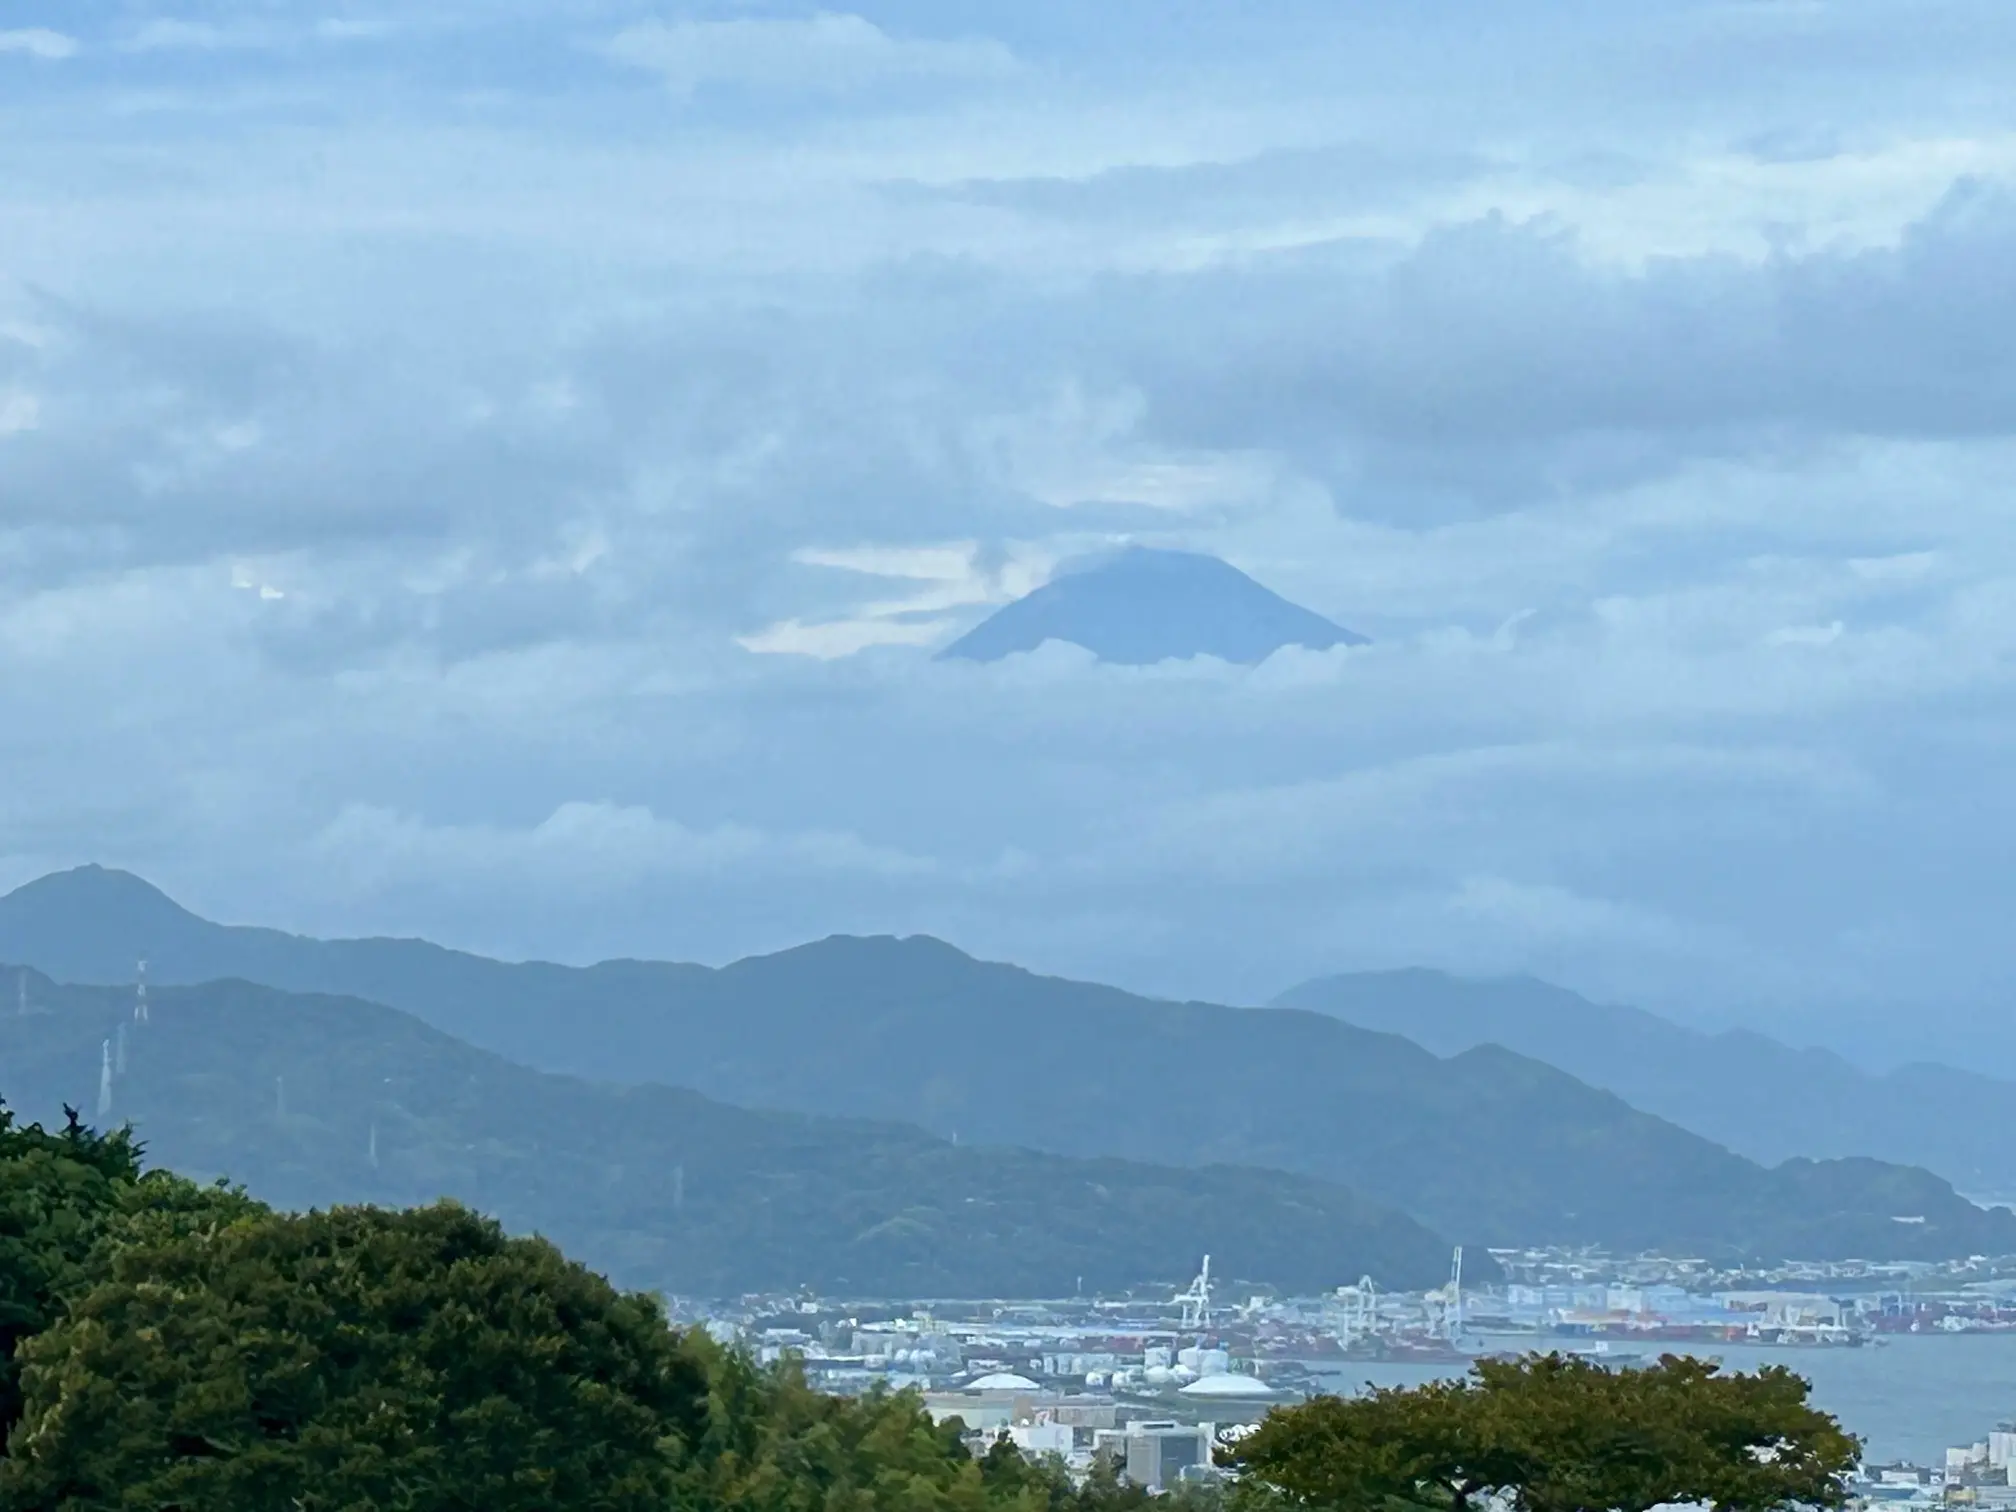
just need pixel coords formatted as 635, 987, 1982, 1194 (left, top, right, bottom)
4, 866, 2011, 1263
0, 966, 1460, 1296
1272, 967, 2016, 1196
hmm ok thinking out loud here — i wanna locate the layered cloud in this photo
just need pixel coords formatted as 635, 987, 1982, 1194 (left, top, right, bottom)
2, 1, 2015, 1062
602, 13, 1018, 99
0, 29, 75, 59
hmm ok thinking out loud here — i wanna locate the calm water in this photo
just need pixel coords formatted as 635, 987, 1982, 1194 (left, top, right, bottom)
1309, 1334, 2016, 1465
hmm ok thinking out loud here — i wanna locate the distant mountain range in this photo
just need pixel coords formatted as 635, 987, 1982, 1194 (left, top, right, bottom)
1274, 969, 2016, 1197
5, 866, 2010, 1263
938, 547, 1367, 664
0, 970, 1458, 1296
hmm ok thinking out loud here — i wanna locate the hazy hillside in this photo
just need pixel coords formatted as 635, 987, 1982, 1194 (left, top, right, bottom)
1274, 969, 2016, 1196
0, 969, 1459, 1296
6, 867, 2010, 1262
937, 547, 1367, 663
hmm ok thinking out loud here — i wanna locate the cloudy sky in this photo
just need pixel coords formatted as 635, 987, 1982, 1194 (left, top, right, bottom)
4, 0, 2015, 1061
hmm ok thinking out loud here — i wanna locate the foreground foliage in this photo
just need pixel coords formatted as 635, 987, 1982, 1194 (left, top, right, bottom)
670, 1339, 1210, 1512
1228, 1351, 1859, 1512
0, 1103, 1854, 1512
1, 1201, 706, 1511
0, 1105, 150, 1437
0, 1103, 1223, 1511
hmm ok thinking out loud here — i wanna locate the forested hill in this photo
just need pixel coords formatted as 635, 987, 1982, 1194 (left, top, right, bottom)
0, 969, 1459, 1296
4, 866, 2014, 1262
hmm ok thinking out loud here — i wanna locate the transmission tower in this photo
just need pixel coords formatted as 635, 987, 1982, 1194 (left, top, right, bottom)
96, 1040, 113, 1121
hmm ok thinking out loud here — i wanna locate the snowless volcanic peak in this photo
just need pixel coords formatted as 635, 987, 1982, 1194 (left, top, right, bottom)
938, 547, 1367, 665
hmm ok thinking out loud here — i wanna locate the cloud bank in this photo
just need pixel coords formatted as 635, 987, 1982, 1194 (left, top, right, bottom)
3, 1, 2016, 1065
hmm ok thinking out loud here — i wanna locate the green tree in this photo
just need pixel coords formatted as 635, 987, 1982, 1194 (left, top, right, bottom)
0, 1200, 709, 1512
1229, 1352, 1857, 1512
666, 1334, 1219, 1512
669, 1334, 1026, 1512
0, 1104, 144, 1438
90, 1167, 267, 1259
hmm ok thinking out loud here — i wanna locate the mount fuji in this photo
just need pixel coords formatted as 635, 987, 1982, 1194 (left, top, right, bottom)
939, 547, 1367, 664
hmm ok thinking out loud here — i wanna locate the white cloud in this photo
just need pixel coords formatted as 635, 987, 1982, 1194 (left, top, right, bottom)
0, 390, 39, 436
736, 615, 944, 659
121, 19, 272, 53
971, 384, 1283, 513
742, 541, 1058, 657
313, 19, 397, 44
0, 28, 75, 60
600, 13, 1017, 98
1074, 738, 1876, 889
230, 564, 288, 600
1766, 620, 1846, 647
1445, 875, 1694, 951
312, 801, 935, 886
795, 543, 979, 580
1850, 551, 1938, 582
99, 15, 393, 55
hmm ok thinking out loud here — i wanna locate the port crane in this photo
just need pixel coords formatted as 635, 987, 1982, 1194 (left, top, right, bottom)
1334, 1276, 1379, 1347
1434, 1246, 1465, 1342
1176, 1255, 1212, 1330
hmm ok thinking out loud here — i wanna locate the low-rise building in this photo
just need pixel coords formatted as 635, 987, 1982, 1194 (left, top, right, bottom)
1092, 1420, 1215, 1491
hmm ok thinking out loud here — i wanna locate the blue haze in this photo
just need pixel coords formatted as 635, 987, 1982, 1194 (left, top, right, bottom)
2, 3, 2016, 1062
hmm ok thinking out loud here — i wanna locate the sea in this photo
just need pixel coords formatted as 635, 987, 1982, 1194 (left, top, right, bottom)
1308, 1334, 2016, 1465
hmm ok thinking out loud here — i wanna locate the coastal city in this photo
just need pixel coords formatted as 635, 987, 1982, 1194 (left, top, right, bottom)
3, 0, 2012, 1500
673, 1248, 2016, 1492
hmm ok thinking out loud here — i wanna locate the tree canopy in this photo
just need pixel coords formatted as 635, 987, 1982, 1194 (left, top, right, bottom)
665, 1332, 1234, 1512
0, 1104, 144, 1436
0, 1103, 1215, 1512
0, 1200, 708, 1511
1227, 1352, 1859, 1512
